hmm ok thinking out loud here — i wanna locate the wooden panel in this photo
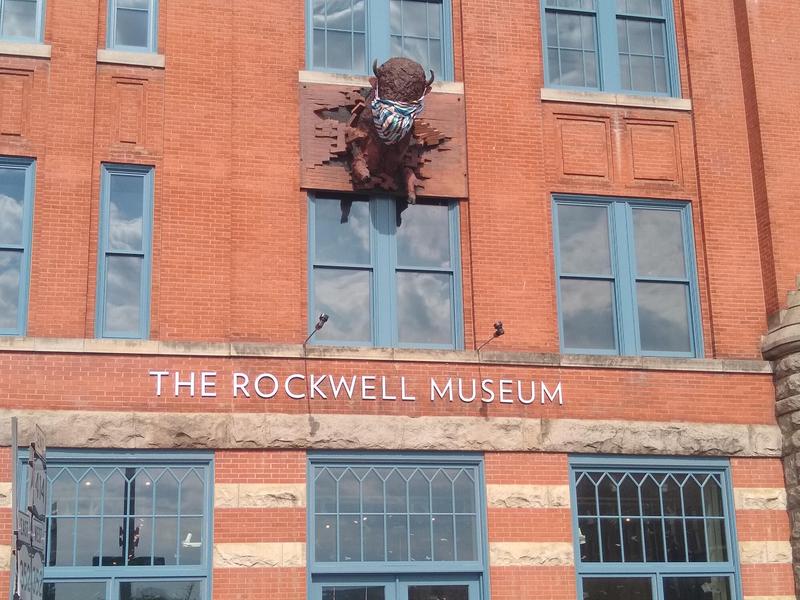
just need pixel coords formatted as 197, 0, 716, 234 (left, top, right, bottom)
115, 78, 146, 145
627, 119, 682, 184
299, 81, 468, 199
556, 115, 611, 180
0, 69, 32, 137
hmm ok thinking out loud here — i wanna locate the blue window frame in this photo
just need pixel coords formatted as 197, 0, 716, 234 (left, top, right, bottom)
542, 0, 680, 96
107, 0, 158, 53
569, 456, 742, 600
308, 194, 463, 349
307, 0, 454, 79
308, 453, 488, 600
553, 195, 702, 357
17, 450, 213, 600
96, 164, 154, 340
0, 157, 35, 336
0, 0, 45, 42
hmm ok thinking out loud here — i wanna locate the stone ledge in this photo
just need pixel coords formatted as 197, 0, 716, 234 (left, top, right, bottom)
215, 483, 306, 509
541, 87, 692, 111
0, 41, 51, 58
97, 49, 165, 68
738, 541, 793, 564
489, 541, 574, 566
298, 69, 464, 95
486, 484, 570, 509
0, 337, 771, 374
733, 488, 787, 511
0, 410, 781, 457
213, 542, 304, 568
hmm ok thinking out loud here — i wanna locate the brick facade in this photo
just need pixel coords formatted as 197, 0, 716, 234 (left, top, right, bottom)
0, 0, 796, 599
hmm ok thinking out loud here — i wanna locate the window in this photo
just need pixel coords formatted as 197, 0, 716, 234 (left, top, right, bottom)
308, 0, 453, 79
308, 453, 487, 600
542, 0, 680, 96
96, 164, 153, 339
0, 157, 34, 336
553, 196, 702, 357
570, 457, 741, 600
107, 0, 157, 52
0, 0, 45, 42
20, 451, 213, 600
309, 195, 463, 349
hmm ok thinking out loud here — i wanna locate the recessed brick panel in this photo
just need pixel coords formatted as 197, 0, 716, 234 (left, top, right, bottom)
0, 69, 30, 137
627, 120, 682, 184
557, 116, 611, 179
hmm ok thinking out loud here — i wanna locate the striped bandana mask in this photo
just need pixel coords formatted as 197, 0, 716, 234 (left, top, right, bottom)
370, 88, 425, 145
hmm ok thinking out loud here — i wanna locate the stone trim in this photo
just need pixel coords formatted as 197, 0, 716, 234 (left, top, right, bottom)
0, 483, 10, 508
0, 410, 781, 457
214, 483, 306, 509
0, 336, 771, 374
541, 87, 692, 111
733, 488, 787, 511
489, 541, 574, 566
486, 484, 570, 509
97, 49, 165, 68
298, 70, 464, 95
0, 41, 51, 58
213, 542, 305, 568
738, 541, 793, 564
743, 597, 797, 600
0, 545, 8, 570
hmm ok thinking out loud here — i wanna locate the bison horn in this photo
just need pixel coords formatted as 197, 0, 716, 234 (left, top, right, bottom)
372, 59, 379, 77
427, 69, 435, 87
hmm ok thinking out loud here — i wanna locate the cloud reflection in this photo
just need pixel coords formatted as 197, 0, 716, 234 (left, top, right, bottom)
397, 203, 450, 268
0, 251, 21, 329
315, 268, 371, 342
0, 193, 23, 245
397, 271, 451, 344
560, 278, 615, 349
104, 256, 142, 334
637, 282, 690, 352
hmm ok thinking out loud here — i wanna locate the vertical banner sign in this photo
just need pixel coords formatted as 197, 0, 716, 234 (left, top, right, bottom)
13, 424, 46, 600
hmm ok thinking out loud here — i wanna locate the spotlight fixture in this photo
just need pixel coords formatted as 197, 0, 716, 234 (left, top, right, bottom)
303, 313, 330, 345
477, 320, 505, 352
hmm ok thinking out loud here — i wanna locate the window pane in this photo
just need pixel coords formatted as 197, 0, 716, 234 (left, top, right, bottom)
637, 282, 691, 353
316, 514, 337, 561
662, 577, 731, 600
408, 586, 468, 600
108, 175, 145, 252
600, 518, 622, 561
2, 0, 36, 39
387, 514, 408, 560
363, 513, 385, 560
633, 209, 686, 277
120, 581, 203, 600
583, 578, 652, 600
402, 0, 429, 37
0, 167, 25, 245
130, 516, 153, 565
397, 271, 452, 345
326, 0, 353, 29
153, 516, 178, 565
314, 268, 372, 343
181, 470, 205, 514
560, 279, 616, 350
685, 518, 707, 561
179, 516, 203, 564
432, 513, 454, 560
453, 472, 475, 513
103, 255, 143, 335
0, 250, 21, 329
315, 200, 371, 265
316, 470, 338, 512
48, 517, 75, 566
340, 514, 362, 561
622, 517, 644, 561
665, 518, 686, 561
323, 587, 386, 600
44, 582, 106, 600
557, 204, 611, 274
410, 514, 432, 560
630, 54, 656, 92
326, 30, 352, 70
643, 518, 665, 561
75, 517, 102, 565
116, 7, 149, 48
396, 203, 451, 268
118, 0, 148, 8
101, 516, 125, 566
628, 19, 653, 53
455, 514, 476, 561
705, 518, 728, 561
579, 517, 600, 561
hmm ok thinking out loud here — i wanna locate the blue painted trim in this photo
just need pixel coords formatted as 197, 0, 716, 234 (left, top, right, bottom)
541, 0, 680, 97
306, 0, 454, 80
567, 455, 742, 600
553, 194, 702, 358
0, 157, 35, 336
308, 193, 463, 350
0, 0, 46, 43
106, 0, 158, 53
95, 163, 154, 340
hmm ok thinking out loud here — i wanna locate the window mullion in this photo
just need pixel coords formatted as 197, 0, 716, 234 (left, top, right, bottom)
597, 3, 621, 92
613, 202, 638, 355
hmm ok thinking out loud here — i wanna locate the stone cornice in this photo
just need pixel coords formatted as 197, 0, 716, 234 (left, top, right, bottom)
0, 337, 771, 374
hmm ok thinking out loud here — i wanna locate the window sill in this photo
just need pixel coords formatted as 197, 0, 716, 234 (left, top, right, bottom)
97, 49, 165, 68
541, 88, 692, 111
298, 69, 464, 95
0, 40, 51, 59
